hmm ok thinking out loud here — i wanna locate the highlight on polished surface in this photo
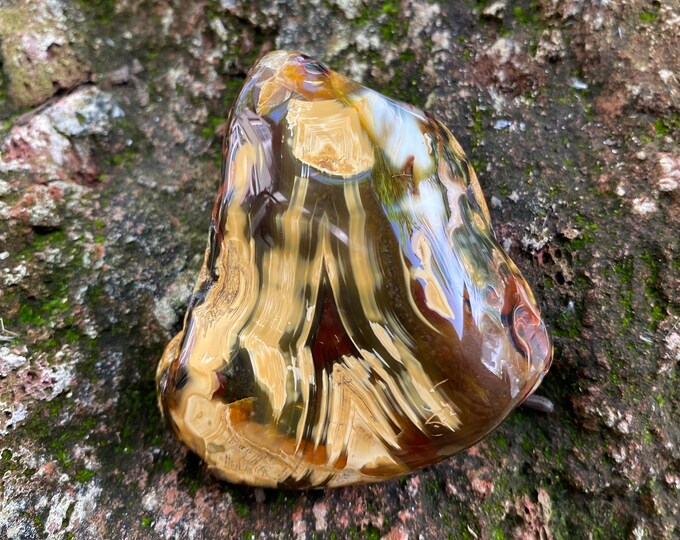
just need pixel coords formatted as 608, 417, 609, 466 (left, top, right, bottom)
156, 51, 553, 488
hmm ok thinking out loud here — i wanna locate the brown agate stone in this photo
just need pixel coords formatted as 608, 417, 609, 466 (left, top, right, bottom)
156, 51, 552, 488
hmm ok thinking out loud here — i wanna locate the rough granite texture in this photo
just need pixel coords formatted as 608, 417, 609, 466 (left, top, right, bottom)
0, 0, 678, 539
0, 0, 91, 108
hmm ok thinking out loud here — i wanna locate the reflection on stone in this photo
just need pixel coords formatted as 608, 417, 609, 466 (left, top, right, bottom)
156, 51, 552, 488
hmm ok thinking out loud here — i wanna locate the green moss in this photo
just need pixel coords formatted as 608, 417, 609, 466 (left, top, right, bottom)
116, 380, 160, 454
234, 502, 249, 518
42, 295, 70, 318
640, 251, 669, 329
32, 230, 67, 250
224, 78, 245, 104
109, 149, 137, 169
363, 525, 381, 540
18, 304, 46, 326
13, 230, 83, 355
614, 258, 634, 329
639, 10, 658, 22
141, 517, 153, 528
74, 468, 95, 482
399, 50, 415, 62
654, 118, 669, 137
493, 433, 509, 451
93, 219, 107, 244
349, 4, 429, 107
381, 2, 399, 15
353, 2, 405, 45
468, 102, 492, 153
654, 113, 679, 139
568, 214, 598, 250
512, 5, 540, 26
552, 303, 582, 338
74, 0, 118, 24
270, 490, 295, 508
56, 449, 73, 469
490, 527, 506, 540
19, 395, 102, 476
496, 182, 510, 196
0, 448, 26, 477
46, 397, 65, 417
15, 268, 80, 351
425, 477, 440, 495
201, 114, 226, 139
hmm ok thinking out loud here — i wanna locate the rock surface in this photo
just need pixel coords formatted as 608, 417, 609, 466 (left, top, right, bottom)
0, 0, 91, 108
0, 0, 678, 539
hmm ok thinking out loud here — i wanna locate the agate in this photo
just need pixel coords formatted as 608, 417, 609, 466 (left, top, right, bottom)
156, 51, 552, 488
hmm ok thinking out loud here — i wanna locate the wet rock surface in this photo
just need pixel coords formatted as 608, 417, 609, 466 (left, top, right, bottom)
0, 0, 677, 538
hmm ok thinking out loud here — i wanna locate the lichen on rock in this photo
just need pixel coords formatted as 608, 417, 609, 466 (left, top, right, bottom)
0, 0, 91, 108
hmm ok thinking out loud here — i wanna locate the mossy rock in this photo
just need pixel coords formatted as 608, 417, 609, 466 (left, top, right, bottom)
0, 2, 90, 108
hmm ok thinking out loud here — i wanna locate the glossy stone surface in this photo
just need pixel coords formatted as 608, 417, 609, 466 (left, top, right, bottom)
156, 51, 552, 488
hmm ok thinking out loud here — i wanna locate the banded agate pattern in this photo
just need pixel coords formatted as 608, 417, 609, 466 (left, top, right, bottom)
156, 51, 552, 488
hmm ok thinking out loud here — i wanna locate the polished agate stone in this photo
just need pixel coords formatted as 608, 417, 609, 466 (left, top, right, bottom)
156, 51, 552, 488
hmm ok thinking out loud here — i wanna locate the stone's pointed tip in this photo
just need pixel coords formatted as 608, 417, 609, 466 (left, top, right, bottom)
157, 51, 552, 488
258, 50, 297, 70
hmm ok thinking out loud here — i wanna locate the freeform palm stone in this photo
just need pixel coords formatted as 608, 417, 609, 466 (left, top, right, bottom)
156, 51, 552, 488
